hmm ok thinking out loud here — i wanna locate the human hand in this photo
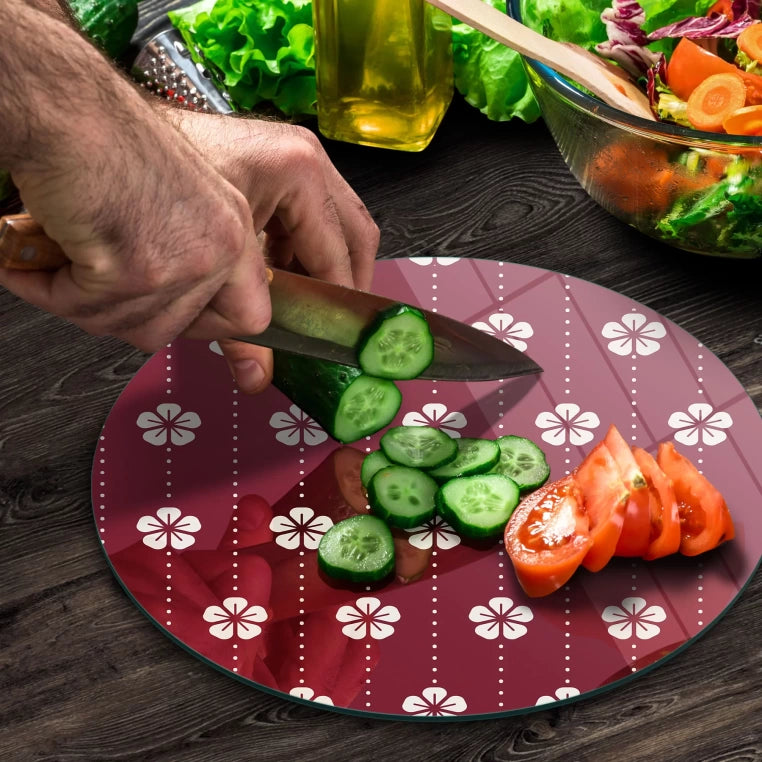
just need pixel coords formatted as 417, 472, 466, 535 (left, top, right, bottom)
0, 2, 379, 394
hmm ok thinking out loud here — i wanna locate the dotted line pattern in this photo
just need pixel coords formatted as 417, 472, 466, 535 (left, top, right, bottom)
563, 587, 573, 685
563, 279, 573, 475
696, 344, 706, 473
629, 563, 639, 673
297, 451, 307, 686
697, 564, 705, 628
231, 384, 240, 672
496, 545, 507, 709
97, 435, 106, 545
629, 308, 642, 447
430, 551, 439, 689
165, 347, 174, 629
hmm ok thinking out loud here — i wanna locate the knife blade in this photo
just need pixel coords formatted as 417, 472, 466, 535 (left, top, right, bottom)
0, 212, 542, 381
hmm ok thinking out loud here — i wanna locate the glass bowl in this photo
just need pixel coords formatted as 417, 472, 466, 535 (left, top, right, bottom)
508, 0, 762, 259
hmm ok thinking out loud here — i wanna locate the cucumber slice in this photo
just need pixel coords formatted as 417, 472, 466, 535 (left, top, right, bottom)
490, 435, 551, 492
361, 450, 392, 488
272, 351, 402, 444
427, 437, 501, 483
357, 304, 434, 380
436, 474, 521, 539
380, 425, 458, 470
317, 514, 395, 583
368, 465, 438, 528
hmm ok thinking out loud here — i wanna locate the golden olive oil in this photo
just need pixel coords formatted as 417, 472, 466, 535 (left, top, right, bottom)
312, 0, 453, 151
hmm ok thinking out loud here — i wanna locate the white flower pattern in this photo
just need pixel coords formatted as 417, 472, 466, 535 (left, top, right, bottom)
536, 687, 581, 705
471, 313, 534, 352
409, 257, 460, 266
402, 403, 467, 439
136, 403, 201, 446
602, 313, 667, 356
602, 597, 667, 640
535, 403, 600, 446
269, 507, 333, 550
335, 596, 401, 640
469, 597, 533, 640
402, 687, 468, 716
668, 403, 733, 447
269, 404, 328, 446
136, 506, 201, 550
203, 597, 268, 640
289, 687, 334, 705
404, 514, 461, 550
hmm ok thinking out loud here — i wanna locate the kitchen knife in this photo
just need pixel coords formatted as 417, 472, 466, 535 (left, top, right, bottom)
0, 212, 542, 381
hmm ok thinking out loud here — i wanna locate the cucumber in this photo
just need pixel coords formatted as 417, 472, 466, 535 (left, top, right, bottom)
67, 0, 139, 60
427, 437, 501, 483
436, 473, 521, 539
380, 425, 458, 470
368, 465, 438, 528
317, 514, 395, 583
272, 351, 401, 444
361, 450, 392, 488
490, 435, 551, 492
357, 303, 434, 380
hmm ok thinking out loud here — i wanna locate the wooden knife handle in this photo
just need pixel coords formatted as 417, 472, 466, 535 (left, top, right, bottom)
0, 213, 69, 270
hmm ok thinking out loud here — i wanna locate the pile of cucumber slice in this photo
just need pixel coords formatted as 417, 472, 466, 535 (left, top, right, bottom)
317, 426, 550, 583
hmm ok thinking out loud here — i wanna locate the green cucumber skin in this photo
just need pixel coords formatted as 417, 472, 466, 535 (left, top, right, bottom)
435, 474, 520, 539
490, 435, 551, 492
356, 303, 434, 380
271, 351, 401, 444
367, 465, 438, 529
68, 0, 138, 59
380, 426, 459, 470
428, 438, 501, 483
317, 514, 395, 583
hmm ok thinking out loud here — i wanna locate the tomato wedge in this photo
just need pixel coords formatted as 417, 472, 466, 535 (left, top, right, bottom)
656, 442, 733, 556
604, 425, 651, 557
574, 442, 629, 572
631, 446, 681, 560
504, 475, 592, 598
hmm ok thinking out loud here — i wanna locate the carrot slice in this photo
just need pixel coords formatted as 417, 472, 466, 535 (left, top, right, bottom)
722, 104, 762, 135
687, 72, 747, 132
738, 21, 762, 64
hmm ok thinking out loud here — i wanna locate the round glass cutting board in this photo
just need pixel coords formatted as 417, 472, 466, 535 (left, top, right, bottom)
92, 257, 762, 720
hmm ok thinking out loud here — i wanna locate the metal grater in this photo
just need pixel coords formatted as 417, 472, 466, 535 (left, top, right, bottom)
132, 28, 235, 115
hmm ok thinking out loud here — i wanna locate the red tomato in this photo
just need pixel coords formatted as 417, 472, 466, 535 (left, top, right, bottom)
604, 425, 651, 557
656, 442, 733, 556
574, 442, 629, 572
504, 475, 592, 598
631, 446, 681, 560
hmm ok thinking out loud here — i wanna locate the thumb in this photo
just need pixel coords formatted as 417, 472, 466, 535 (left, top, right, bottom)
218, 338, 274, 395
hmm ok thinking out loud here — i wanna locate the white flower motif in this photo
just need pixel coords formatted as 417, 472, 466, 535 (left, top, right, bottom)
471, 313, 534, 352
335, 596, 401, 640
667, 403, 733, 447
136, 403, 201, 446
602, 597, 667, 640
535, 403, 600, 446
402, 403, 467, 439
269, 404, 328, 446
536, 687, 581, 705
136, 506, 201, 550
469, 597, 533, 640
402, 687, 468, 716
602, 313, 667, 357
209, 341, 223, 355
269, 507, 333, 550
289, 687, 334, 705
202, 597, 268, 640
404, 514, 461, 550
409, 257, 460, 266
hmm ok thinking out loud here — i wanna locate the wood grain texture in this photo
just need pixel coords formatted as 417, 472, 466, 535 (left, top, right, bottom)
1, 3, 761, 761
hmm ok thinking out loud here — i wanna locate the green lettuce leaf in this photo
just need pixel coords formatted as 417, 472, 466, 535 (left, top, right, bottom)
169, 0, 316, 117
452, 0, 540, 122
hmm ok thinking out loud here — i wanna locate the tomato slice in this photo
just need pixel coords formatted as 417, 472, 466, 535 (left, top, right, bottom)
574, 442, 629, 572
656, 442, 732, 556
504, 475, 592, 598
604, 425, 651, 557
631, 446, 681, 560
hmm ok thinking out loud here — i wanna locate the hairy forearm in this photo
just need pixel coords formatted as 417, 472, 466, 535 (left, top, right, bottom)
1, 0, 151, 173
24, 0, 72, 23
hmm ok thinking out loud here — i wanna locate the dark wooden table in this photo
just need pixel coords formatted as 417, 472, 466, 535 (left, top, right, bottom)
2, 3, 762, 760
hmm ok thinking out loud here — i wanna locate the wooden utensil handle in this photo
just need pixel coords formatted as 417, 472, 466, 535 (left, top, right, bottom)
0, 213, 69, 270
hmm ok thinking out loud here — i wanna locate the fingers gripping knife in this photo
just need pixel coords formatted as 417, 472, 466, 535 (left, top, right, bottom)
131, 28, 235, 115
